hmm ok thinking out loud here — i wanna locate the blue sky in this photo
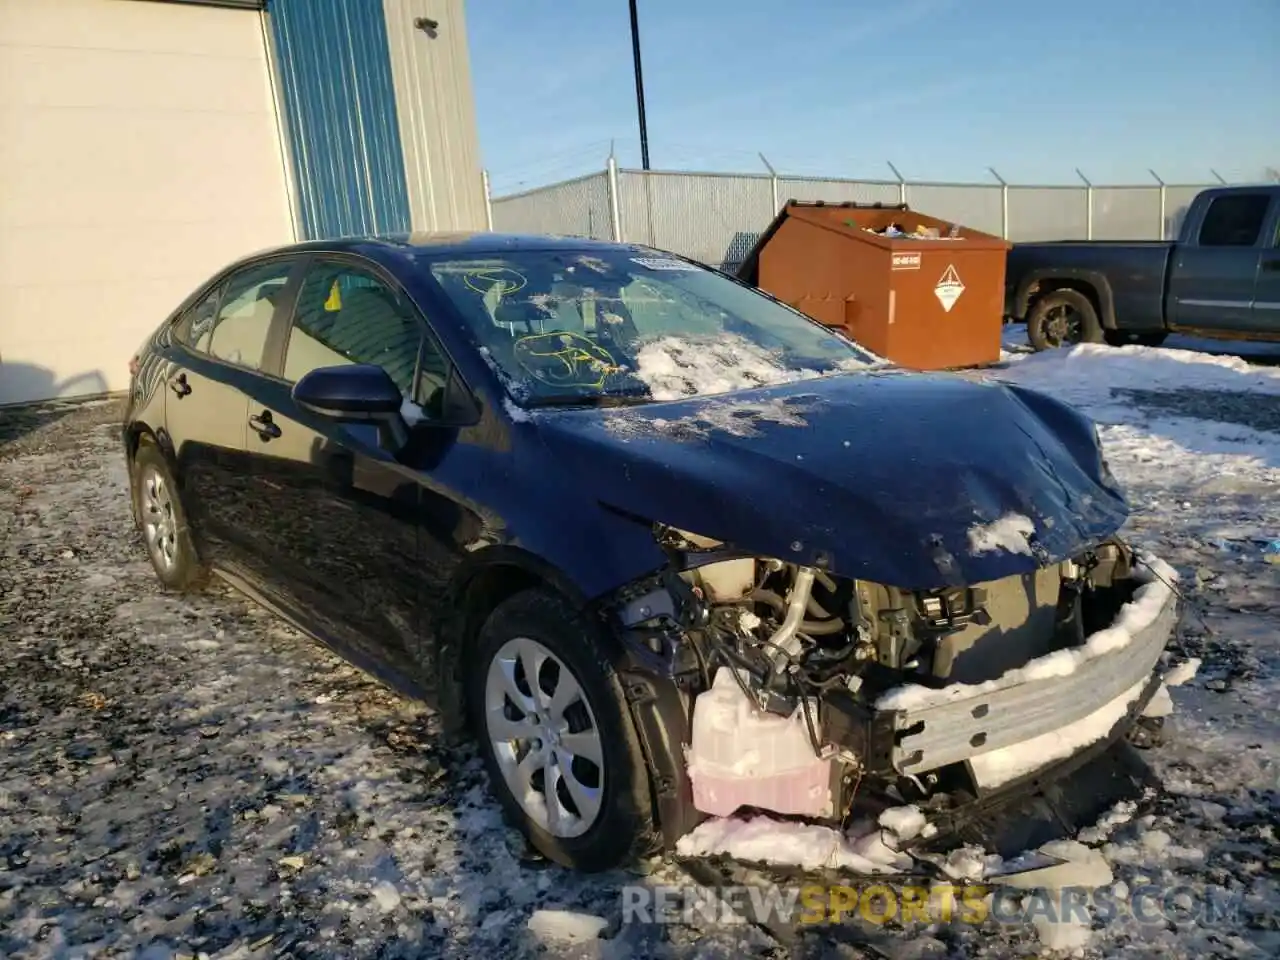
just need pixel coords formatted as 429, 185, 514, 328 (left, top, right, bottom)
466, 0, 1278, 195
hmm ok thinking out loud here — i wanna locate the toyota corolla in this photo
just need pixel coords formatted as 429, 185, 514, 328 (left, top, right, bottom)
122, 233, 1185, 875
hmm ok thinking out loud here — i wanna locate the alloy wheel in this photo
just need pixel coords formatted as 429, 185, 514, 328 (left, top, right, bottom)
1043, 303, 1083, 347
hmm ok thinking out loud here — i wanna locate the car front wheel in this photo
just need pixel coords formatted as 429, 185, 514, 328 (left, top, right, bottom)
466, 588, 657, 871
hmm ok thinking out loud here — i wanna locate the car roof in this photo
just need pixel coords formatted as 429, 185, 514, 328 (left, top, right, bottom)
255, 232, 650, 261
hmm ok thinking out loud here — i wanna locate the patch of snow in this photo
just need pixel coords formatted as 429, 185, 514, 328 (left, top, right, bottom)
876, 551, 1177, 711
574, 255, 613, 275
1163, 656, 1201, 687
675, 815, 911, 875
967, 512, 1035, 556
967, 677, 1147, 788
1028, 902, 1093, 954
370, 881, 401, 913
1141, 829, 1172, 854
937, 845, 996, 881
997, 341, 1280, 402
878, 804, 928, 841
632, 334, 819, 400
526, 909, 608, 943
502, 396, 532, 422
603, 395, 813, 441
994, 840, 1114, 891
1140, 682, 1174, 717
400, 397, 427, 425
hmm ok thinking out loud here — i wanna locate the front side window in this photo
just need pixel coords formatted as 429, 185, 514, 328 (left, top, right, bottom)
195, 261, 293, 370
422, 248, 883, 407
284, 262, 448, 413
1198, 194, 1270, 247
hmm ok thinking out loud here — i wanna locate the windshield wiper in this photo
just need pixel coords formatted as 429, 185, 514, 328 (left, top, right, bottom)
524, 391, 652, 409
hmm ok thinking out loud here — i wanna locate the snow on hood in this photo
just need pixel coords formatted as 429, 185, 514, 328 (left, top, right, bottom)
534, 370, 1129, 589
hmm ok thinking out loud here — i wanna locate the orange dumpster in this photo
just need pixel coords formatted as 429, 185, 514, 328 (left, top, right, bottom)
737, 201, 1011, 370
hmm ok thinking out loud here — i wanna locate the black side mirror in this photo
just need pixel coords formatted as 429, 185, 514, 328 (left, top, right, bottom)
293, 364, 408, 450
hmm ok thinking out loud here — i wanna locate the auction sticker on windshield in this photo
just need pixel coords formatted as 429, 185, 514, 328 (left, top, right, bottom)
631, 257, 701, 271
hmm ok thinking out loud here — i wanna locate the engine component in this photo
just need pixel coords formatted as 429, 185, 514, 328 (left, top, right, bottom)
927, 565, 1063, 682
818, 687, 898, 776
1087, 538, 1134, 587
687, 667, 835, 818
767, 566, 818, 672
693, 557, 757, 603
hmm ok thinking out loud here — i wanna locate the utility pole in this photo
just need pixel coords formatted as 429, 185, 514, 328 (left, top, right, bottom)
628, 0, 650, 170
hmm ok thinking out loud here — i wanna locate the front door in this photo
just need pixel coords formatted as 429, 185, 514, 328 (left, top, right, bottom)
237, 258, 444, 686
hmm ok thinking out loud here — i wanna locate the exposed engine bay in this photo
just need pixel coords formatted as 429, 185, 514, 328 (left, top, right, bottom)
609, 522, 1172, 848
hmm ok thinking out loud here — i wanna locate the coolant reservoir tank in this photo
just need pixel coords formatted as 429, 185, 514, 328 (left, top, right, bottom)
687, 668, 834, 818
694, 558, 756, 602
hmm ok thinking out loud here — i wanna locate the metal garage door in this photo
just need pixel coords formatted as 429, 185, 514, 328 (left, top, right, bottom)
0, 0, 296, 405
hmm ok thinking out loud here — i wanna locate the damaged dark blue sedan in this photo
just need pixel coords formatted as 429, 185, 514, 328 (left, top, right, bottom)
122, 234, 1183, 876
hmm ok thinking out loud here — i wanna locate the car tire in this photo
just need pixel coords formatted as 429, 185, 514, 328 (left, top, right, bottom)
1026, 289, 1103, 351
131, 442, 208, 592
466, 588, 657, 872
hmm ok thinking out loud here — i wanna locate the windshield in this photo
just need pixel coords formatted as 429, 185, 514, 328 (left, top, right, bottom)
423, 248, 884, 407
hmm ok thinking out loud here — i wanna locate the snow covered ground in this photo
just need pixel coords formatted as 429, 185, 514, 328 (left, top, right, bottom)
2, 335, 1278, 958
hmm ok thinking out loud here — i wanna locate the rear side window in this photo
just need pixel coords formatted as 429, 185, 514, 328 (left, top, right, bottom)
1197, 194, 1270, 247
191, 261, 293, 370
283, 262, 445, 405
174, 286, 222, 345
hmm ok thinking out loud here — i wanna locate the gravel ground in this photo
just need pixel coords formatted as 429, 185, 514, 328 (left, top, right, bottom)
2, 359, 1278, 960
0, 401, 715, 960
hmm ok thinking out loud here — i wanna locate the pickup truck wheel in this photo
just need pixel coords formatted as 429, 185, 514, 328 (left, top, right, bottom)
1027, 290, 1103, 351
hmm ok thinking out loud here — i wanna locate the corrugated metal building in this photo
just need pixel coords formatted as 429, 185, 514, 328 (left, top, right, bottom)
0, 0, 486, 406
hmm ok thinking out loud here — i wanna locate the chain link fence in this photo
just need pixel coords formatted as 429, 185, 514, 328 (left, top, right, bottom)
486, 172, 614, 240
491, 164, 1222, 270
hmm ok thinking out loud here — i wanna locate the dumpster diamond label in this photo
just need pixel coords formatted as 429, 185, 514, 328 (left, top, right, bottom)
934, 265, 965, 313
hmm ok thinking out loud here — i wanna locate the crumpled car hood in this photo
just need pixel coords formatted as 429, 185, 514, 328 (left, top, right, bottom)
534, 370, 1129, 589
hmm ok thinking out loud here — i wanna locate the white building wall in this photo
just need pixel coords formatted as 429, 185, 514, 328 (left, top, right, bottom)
0, 0, 295, 405
383, 0, 487, 233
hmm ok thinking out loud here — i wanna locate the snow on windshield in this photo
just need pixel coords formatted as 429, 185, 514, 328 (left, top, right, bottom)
632, 332, 876, 401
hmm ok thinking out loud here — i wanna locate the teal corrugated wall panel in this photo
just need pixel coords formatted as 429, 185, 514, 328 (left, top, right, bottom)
267, 0, 411, 239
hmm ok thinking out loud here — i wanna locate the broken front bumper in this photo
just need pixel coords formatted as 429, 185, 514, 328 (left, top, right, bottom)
882, 573, 1180, 778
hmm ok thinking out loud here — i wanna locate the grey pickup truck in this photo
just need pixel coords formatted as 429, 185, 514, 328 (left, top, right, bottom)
1005, 184, 1280, 351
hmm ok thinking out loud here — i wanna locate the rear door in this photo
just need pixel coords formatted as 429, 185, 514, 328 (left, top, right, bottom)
235, 257, 445, 679
1251, 200, 1280, 333
163, 257, 301, 567
1167, 192, 1270, 332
